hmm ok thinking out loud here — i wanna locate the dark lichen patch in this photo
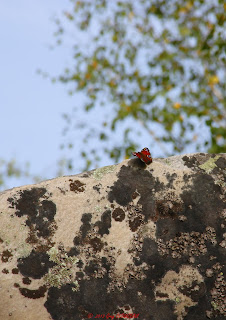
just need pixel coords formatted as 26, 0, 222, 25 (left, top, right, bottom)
12, 268, 19, 274
181, 172, 224, 232
8, 188, 46, 217
45, 278, 113, 320
68, 238, 81, 258
139, 238, 173, 277
73, 236, 81, 246
7, 188, 57, 243
1, 249, 13, 262
93, 183, 102, 193
44, 285, 84, 319
129, 215, 143, 232
183, 154, 226, 183
178, 281, 206, 302
34, 201, 56, 238
19, 285, 47, 299
2, 268, 9, 274
68, 246, 80, 257
84, 260, 100, 277
14, 283, 20, 288
112, 208, 125, 222
22, 277, 31, 285
165, 173, 177, 189
183, 173, 192, 184
182, 155, 200, 168
215, 156, 226, 170
155, 200, 183, 220
69, 179, 85, 193
76, 271, 84, 280
80, 213, 92, 239
101, 256, 111, 273
109, 181, 134, 206
26, 226, 40, 244
182, 154, 214, 170
17, 250, 55, 279
156, 218, 179, 243
156, 291, 169, 298
95, 210, 111, 236
39, 200, 56, 222
184, 273, 225, 320
88, 237, 104, 252
76, 259, 84, 269
128, 158, 147, 169
57, 187, 66, 195
80, 171, 92, 178
44, 271, 180, 320
108, 165, 164, 222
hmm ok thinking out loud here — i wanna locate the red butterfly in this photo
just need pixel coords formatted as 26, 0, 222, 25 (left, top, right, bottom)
132, 147, 152, 164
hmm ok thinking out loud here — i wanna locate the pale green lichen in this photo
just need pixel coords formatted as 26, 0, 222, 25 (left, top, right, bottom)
175, 297, 181, 304
16, 242, 32, 258
164, 159, 171, 165
214, 179, 225, 188
94, 205, 102, 213
211, 301, 219, 311
3, 238, 10, 246
48, 247, 59, 262
0, 212, 31, 257
199, 155, 221, 174
72, 280, 79, 291
92, 165, 116, 180
44, 246, 79, 291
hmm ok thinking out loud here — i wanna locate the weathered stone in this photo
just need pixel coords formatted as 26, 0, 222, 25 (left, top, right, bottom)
0, 153, 225, 320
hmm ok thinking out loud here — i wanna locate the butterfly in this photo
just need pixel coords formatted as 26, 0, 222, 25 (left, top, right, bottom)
132, 147, 153, 164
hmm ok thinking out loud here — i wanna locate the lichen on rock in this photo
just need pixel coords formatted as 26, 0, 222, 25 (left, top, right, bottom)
0, 153, 225, 320
43, 245, 79, 291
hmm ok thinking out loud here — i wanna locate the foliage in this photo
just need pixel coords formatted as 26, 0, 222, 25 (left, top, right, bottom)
0, 159, 29, 190
53, 0, 226, 170
0, 159, 44, 191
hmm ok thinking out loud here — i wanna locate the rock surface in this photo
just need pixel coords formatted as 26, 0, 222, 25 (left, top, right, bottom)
0, 153, 225, 320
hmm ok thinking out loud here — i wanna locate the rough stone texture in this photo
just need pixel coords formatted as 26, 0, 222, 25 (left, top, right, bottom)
0, 153, 225, 320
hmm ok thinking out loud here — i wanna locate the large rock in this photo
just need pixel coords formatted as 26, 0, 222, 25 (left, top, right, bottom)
0, 153, 225, 320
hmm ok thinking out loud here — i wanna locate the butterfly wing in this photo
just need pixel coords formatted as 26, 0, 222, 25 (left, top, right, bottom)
132, 152, 139, 157
140, 147, 152, 164
132, 148, 152, 164
140, 147, 150, 155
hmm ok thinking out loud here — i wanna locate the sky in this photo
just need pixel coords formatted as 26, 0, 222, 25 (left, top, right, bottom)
0, 0, 77, 190
0, 0, 168, 191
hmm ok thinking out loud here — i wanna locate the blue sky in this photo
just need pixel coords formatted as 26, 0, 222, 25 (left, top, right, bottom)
0, 0, 77, 189
0, 0, 166, 190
